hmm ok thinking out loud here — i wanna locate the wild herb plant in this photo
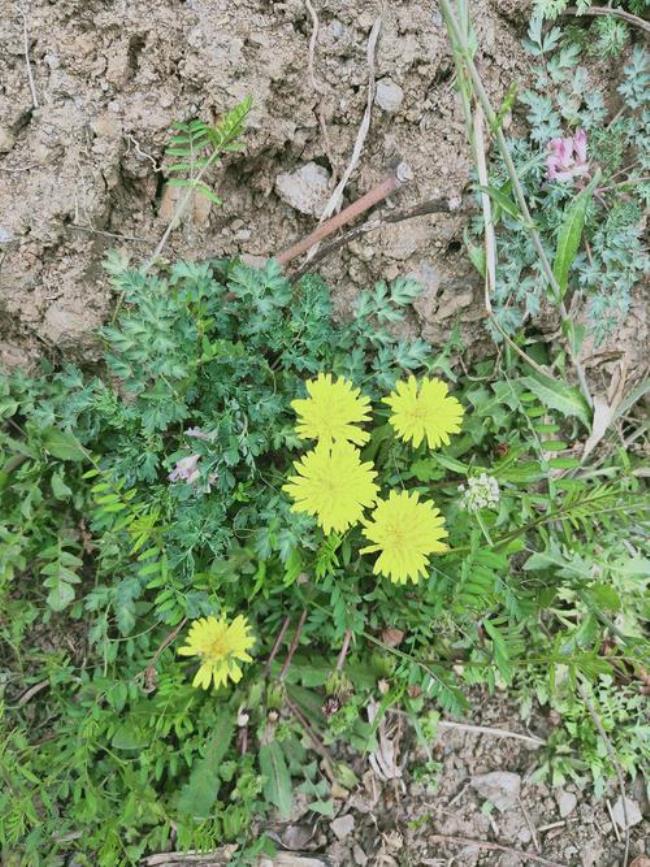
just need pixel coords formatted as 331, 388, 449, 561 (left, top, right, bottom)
473, 23, 650, 344
1, 256, 648, 864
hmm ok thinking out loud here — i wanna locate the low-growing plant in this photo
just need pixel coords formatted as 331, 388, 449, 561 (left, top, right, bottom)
470, 19, 650, 344
1, 255, 648, 864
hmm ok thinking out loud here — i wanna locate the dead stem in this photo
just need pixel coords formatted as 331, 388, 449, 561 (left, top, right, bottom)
564, 5, 650, 34
264, 615, 290, 674
18, 2, 39, 109
278, 608, 308, 681
335, 629, 353, 673
428, 834, 568, 867
276, 167, 411, 267
285, 696, 335, 782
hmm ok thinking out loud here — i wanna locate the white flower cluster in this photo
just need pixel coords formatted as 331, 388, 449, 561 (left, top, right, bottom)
458, 473, 500, 512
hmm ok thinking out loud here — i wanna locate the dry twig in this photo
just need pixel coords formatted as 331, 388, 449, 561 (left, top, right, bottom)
264, 615, 291, 674
472, 105, 495, 314
305, 15, 382, 262
304, 0, 336, 175
436, 719, 547, 747
289, 192, 469, 278
276, 167, 410, 267
564, 5, 650, 35
18, 1, 38, 109
428, 834, 567, 866
279, 608, 308, 681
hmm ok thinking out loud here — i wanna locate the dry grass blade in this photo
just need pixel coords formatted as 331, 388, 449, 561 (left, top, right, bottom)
304, 15, 382, 262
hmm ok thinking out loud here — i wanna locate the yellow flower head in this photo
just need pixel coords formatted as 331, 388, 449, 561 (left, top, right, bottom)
178, 615, 255, 690
383, 376, 464, 449
283, 440, 379, 535
291, 372, 372, 446
361, 489, 448, 584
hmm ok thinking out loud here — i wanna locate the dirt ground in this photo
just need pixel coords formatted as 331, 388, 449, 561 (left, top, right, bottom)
1, 2, 648, 863
0, 0, 538, 368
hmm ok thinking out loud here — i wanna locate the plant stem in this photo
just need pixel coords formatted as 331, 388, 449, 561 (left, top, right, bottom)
145, 153, 219, 272
279, 608, 308, 681
438, 0, 593, 408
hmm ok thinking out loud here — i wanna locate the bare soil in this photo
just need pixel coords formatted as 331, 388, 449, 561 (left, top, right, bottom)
0, 0, 536, 368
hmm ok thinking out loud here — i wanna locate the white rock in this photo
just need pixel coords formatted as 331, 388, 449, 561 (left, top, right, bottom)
275, 161, 331, 217
330, 813, 355, 840
376, 78, 404, 113
611, 796, 643, 829
556, 789, 577, 818
470, 771, 521, 812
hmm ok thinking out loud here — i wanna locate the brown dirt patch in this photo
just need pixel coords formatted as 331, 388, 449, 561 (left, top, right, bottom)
0, 0, 533, 368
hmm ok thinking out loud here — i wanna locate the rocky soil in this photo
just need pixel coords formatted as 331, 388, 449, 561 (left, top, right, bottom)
0, 0, 536, 367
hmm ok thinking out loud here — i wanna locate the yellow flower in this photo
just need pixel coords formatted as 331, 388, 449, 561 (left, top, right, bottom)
383, 376, 464, 449
291, 372, 372, 446
178, 615, 255, 690
361, 490, 448, 584
283, 440, 378, 534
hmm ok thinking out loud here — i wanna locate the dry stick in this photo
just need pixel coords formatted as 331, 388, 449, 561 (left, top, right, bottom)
578, 683, 630, 867
472, 105, 495, 315
264, 615, 290, 674
564, 5, 650, 35
436, 719, 546, 748
18, 2, 38, 109
16, 678, 49, 707
304, 0, 336, 176
144, 617, 188, 676
285, 696, 335, 781
278, 608, 308, 681
276, 168, 410, 266
335, 629, 353, 672
438, 0, 593, 409
304, 15, 382, 263
428, 834, 567, 867
519, 797, 541, 853
291, 193, 470, 279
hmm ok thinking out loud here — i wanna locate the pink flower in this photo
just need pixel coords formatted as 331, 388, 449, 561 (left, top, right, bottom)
546, 129, 589, 183
168, 454, 201, 484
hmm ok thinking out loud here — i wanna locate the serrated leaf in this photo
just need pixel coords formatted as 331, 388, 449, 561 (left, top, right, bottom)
521, 373, 590, 428
259, 741, 293, 819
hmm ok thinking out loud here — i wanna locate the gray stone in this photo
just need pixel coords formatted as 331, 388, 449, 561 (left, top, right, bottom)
556, 789, 577, 818
376, 78, 404, 113
330, 813, 355, 840
470, 771, 521, 812
275, 161, 331, 217
611, 796, 643, 829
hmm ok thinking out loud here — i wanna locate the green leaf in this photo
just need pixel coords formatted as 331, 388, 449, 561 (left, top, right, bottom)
259, 741, 293, 819
46, 578, 76, 612
42, 427, 86, 462
477, 184, 521, 220
178, 720, 234, 817
521, 372, 590, 428
552, 172, 599, 299
112, 722, 147, 751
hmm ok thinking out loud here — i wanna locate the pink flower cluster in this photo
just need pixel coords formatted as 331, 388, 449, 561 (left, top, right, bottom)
546, 129, 589, 183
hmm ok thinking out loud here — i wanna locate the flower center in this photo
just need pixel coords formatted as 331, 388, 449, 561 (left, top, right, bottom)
205, 637, 228, 660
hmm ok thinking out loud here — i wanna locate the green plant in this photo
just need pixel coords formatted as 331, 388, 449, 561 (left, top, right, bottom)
148, 97, 252, 266
1, 254, 648, 864
467, 17, 650, 345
